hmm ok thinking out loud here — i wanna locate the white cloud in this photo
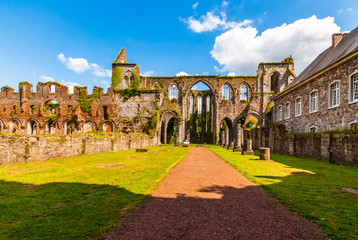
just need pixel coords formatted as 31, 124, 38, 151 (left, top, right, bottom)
227, 72, 236, 76
182, 11, 252, 33
211, 15, 341, 75
40, 75, 55, 82
141, 70, 155, 76
192, 2, 199, 9
347, 8, 352, 12
91, 63, 112, 77
176, 71, 189, 76
57, 53, 91, 74
58, 53, 111, 77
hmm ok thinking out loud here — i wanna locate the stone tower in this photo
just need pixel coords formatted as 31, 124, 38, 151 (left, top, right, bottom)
112, 48, 141, 89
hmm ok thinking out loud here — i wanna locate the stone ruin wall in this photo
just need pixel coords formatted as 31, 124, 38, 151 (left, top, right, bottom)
0, 133, 155, 165
252, 125, 358, 167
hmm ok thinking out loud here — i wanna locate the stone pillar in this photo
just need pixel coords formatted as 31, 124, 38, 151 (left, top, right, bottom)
233, 125, 242, 152
163, 120, 168, 144
225, 130, 229, 147
220, 131, 224, 146
242, 138, 254, 155
227, 141, 234, 150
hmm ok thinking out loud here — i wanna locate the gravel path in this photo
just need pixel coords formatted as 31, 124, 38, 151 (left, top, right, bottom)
107, 147, 327, 240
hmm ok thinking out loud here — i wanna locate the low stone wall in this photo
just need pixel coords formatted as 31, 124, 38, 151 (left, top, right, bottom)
252, 126, 358, 167
0, 133, 157, 165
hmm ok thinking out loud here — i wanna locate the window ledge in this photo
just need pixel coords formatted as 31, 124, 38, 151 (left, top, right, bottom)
309, 110, 318, 114
328, 105, 340, 110
348, 100, 358, 105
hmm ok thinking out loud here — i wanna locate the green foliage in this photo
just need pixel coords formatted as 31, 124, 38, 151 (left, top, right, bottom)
220, 120, 227, 131
2, 86, 14, 91
122, 88, 140, 100
244, 119, 257, 130
264, 103, 275, 116
111, 67, 123, 89
78, 88, 99, 114
0, 146, 189, 239
207, 145, 358, 240
44, 114, 59, 123
10, 106, 18, 116
132, 71, 140, 90
143, 110, 161, 137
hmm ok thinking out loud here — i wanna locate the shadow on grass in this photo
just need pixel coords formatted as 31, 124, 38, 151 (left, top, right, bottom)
0, 180, 147, 240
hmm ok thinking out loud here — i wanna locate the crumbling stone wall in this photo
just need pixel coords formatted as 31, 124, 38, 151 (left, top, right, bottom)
0, 133, 155, 165
252, 126, 358, 167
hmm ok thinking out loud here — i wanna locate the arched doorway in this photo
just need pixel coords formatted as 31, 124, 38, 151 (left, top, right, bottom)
186, 81, 214, 144
27, 120, 39, 135
219, 118, 233, 147
160, 112, 178, 144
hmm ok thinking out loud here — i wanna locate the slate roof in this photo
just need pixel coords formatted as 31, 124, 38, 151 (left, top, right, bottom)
287, 26, 358, 89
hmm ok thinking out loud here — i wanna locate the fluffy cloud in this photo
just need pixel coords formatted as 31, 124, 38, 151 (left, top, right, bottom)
57, 53, 91, 74
58, 53, 111, 77
227, 72, 236, 76
101, 80, 111, 88
176, 71, 189, 76
141, 70, 155, 77
211, 15, 341, 75
182, 11, 252, 33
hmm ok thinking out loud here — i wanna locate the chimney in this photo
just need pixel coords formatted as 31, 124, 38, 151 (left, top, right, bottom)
332, 33, 343, 48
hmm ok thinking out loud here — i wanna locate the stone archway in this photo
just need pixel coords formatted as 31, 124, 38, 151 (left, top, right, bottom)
160, 111, 179, 144
27, 120, 39, 135
219, 118, 233, 147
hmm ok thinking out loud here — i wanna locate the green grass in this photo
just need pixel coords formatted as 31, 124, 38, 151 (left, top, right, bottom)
0, 145, 189, 240
207, 145, 358, 240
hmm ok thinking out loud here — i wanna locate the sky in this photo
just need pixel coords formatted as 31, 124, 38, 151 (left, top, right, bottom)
0, 0, 357, 93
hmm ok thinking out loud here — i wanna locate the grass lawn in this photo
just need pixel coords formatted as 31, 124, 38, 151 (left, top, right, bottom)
0, 145, 189, 240
207, 145, 358, 240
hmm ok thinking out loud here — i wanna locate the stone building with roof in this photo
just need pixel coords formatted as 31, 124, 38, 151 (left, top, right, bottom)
274, 27, 358, 133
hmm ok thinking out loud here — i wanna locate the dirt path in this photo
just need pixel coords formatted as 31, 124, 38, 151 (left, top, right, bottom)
107, 147, 327, 240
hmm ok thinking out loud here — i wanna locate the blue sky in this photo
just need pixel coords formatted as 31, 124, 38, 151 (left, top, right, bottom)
0, 0, 357, 93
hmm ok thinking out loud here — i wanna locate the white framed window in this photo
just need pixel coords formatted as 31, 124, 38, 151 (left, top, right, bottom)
240, 83, 248, 100
277, 105, 282, 121
222, 84, 230, 100
169, 84, 179, 100
350, 72, 358, 103
198, 95, 202, 114
309, 126, 318, 133
309, 90, 318, 113
206, 95, 210, 112
350, 120, 358, 131
295, 97, 302, 117
329, 81, 340, 108
285, 102, 290, 119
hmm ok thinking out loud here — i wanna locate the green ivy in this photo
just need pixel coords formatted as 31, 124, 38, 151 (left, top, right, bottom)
122, 88, 140, 100
220, 120, 227, 131
132, 71, 140, 89
245, 119, 257, 130
44, 114, 59, 123
111, 67, 123, 89
143, 110, 161, 137
78, 88, 100, 114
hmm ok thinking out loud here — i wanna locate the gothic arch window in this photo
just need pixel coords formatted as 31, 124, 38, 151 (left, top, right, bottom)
190, 95, 194, 114
222, 84, 230, 100
169, 84, 179, 100
198, 95, 202, 114
285, 102, 290, 120
154, 82, 162, 89
295, 97, 302, 117
277, 105, 282, 121
240, 83, 248, 100
206, 95, 210, 112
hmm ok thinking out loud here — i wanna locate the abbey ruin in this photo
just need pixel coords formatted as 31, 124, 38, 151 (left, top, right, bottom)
0, 48, 295, 147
